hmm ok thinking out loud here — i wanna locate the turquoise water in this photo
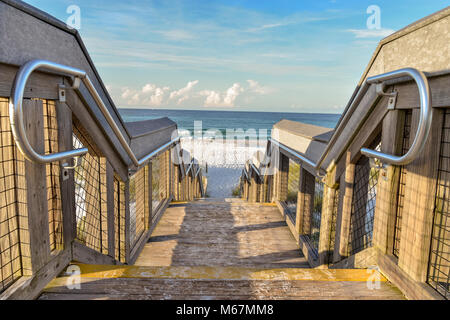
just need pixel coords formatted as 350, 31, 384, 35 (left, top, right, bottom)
119, 109, 340, 133
119, 109, 341, 197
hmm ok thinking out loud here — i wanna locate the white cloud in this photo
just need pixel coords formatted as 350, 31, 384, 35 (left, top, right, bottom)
120, 84, 170, 106
200, 90, 222, 106
224, 83, 243, 106
114, 80, 272, 108
200, 83, 244, 107
142, 83, 156, 93
347, 28, 395, 39
169, 80, 199, 105
247, 80, 273, 95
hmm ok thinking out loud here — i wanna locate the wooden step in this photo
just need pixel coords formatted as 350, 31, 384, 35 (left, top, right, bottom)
39, 264, 405, 300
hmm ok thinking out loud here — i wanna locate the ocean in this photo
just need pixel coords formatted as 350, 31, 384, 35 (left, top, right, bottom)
119, 109, 341, 198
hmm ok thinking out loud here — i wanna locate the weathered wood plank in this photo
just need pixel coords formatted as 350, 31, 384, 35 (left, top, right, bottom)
0, 63, 62, 100
1, 248, 71, 300
106, 161, 115, 258
135, 200, 307, 268
334, 152, 355, 261
399, 108, 443, 282
56, 102, 76, 248
373, 110, 405, 255
376, 248, 443, 300
23, 99, 51, 272
72, 241, 120, 265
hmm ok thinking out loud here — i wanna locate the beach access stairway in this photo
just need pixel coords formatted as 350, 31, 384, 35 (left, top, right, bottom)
0, 0, 448, 300
39, 198, 404, 300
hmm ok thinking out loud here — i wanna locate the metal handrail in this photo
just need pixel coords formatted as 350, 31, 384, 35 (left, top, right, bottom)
242, 169, 249, 181
185, 160, 194, 175
360, 68, 432, 165
250, 163, 261, 177
138, 136, 180, 166
270, 138, 318, 170
10, 60, 88, 163
10, 59, 180, 167
267, 67, 431, 175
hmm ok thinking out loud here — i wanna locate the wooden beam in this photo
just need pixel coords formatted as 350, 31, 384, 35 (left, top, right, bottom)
318, 183, 338, 266
372, 110, 405, 255
148, 162, 153, 229
0, 248, 71, 300
398, 108, 443, 282
106, 161, 115, 258
334, 152, 355, 261
376, 248, 443, 300
297, 167, 315, 236
23, 99, 51, 273
72, 241, 120, 265
124, 180, 131, 264
0, 63, 62, 100
56, 102, 76, 248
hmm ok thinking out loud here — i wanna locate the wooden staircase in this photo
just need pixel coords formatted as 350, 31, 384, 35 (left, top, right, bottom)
39, 199, 404, 300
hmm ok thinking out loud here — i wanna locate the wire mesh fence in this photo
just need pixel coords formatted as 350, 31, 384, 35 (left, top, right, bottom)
151, 155, 162, 215
428, 109, 450, 299
309, 178, 324, 254
286, 159, 300, 223
348, 134, 381, 256
114, 177, 126, 263
129, 165, 149, 248
43, 101, 63, 253
73, 125, 108, 255
151, 151, 169, 221
393, 110, 412, 258
0, 98, 29, 293
301, 170, 315, 235
328, 188, 340, 264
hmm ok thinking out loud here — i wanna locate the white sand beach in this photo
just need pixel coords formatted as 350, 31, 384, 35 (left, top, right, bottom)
180, 137, 266, 198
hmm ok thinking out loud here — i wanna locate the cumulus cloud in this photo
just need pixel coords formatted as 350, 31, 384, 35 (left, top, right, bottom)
247, 80, 273, 94
169, 80, 199, 104
120, 84, 170, 106
200, 83, 244, 107
116, 79, 271, 108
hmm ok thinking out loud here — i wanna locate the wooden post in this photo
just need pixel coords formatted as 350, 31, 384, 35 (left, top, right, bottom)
317, 163, 339, 266
124, 180, 131, 263
23, 99, 51, 272
277, 154, 289, 201
373, 110, 404, 255
245, 180, 249, 200
56, 102, 76, 248
398, 108, 443, 282
106, 161, 115, 258
334, 152, 355, 261
249, 172, 258, 203
296, 167, 315, 235
148, 162, 153, 229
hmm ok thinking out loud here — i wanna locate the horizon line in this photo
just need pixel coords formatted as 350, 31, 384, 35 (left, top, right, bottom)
117, 107, 342, 116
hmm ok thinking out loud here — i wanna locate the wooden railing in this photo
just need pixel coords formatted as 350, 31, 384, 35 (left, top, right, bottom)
0, 80, 205, 300
239, 70, 450, 300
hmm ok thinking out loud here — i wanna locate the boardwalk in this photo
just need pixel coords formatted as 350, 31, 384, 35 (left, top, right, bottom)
40, 199, 404, 300
136, 198, 309, 268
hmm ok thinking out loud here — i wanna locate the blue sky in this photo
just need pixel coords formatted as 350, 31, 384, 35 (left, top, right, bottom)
24, 0, 449, 113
